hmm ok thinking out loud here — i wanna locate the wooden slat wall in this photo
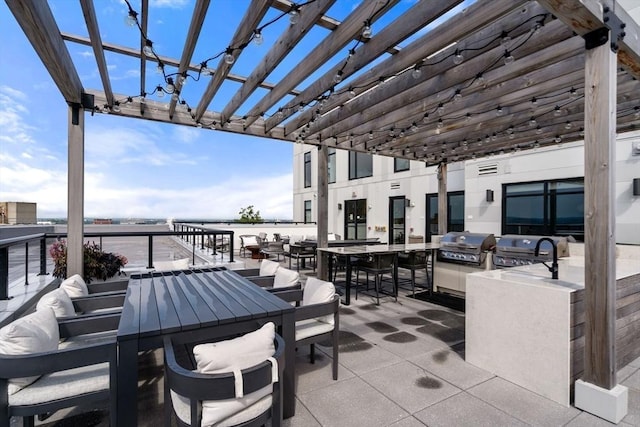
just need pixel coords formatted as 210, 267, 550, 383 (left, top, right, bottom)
570, 273, 640, 387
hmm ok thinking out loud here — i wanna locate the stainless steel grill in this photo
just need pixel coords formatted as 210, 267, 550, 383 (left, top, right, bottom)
493, 235, 569, 268
437, 232, 497, 266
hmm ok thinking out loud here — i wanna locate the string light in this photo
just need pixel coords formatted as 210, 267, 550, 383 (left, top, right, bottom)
529, 117, 537, 127
165, 77, 175, 93
503, 50, 514, 65
437, 103, 445, 116
289, 6, 300, 24
143, 39, 154, 56
112, 101, 121, 113
496, 106, 504, 116
348, 87, 356, 98
125, 9, 137, 27
453, 89, 462, 103
554, 105, 562, 116
253, 29, 263, 46
453, 49, 464, 65
224, 47, 235, 65
362, 20, 372, 38
334, 70, 343, 84
411, 63, 422, 79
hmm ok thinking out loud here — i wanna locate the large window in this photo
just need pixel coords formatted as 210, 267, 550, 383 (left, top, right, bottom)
502, 178, 584, 240
345, 199, 367, 239
304, 200, 312, 223
349, 151, 373, 180
304, 151, 311, 188
328, 148, 336, 184
425, 192, 465, 242
394, 158, 410, 172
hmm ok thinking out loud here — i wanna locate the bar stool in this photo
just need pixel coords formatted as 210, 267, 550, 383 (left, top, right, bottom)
397, 250, 430, 297
354, 252, 398, 305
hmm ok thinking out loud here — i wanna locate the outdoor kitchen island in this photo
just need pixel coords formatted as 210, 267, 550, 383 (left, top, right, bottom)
465, 248, 640, 409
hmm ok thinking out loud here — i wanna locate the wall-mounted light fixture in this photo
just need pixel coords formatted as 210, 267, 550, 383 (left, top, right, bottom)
405, 199, 411, 208
338, 203, 343, 210
633, 178, 640, 196
486, 189, 494, 202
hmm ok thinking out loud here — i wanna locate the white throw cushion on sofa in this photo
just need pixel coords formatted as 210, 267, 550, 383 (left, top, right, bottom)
0, 307, 60, 394
242, 236, 259, 247
191, 322, 277, 426
59, 274, 88, 298
303, 277, 336, 325
258, 259, 280, 277
273, 268, 299, 288
36, 288, 76, 318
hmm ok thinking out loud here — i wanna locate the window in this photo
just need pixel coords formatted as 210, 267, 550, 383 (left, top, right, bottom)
425, 192, 465, 242
328, 148, 336, 184
304, 151, 311, 188
394, 158, 409, 172
349, 151, 373, 180
344, 199, 367, 239
502, 178, 584, 240
304, 200, 312, 223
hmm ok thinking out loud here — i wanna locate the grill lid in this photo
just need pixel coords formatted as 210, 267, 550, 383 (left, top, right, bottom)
439, 232, 497, 252
493, 235, 569, 267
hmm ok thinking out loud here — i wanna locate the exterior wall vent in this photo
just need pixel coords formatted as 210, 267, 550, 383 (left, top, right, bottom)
478, 163, 498, 176
390, 182, 401, 190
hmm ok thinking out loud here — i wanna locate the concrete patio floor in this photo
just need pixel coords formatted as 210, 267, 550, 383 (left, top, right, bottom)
32, 248, 640, 426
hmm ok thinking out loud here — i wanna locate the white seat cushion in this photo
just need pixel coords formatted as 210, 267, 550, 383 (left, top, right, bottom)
60, 274, 89, 298
37, 288, 76, 318
171, 387, 272, 427
273, 268, 299, 288
0, 308, 60, 394
9, 362, 109, 406
295, 319, 334, 341
303, 277, 336, 325
242, 236, 259, 247
188, 322, 277, 425
153, 258, 190, 271
259, 259, 280, 277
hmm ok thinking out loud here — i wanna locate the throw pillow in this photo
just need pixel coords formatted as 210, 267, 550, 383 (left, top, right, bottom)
0, 307, 59, 394
59, 274, 88, 298
303, 277, 336, 325
273, 268, 299, 288
258, 259, 279, 276
36, 288, 76, 318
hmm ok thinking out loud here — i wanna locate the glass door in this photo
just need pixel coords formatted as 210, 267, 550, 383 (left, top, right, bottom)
389, 196, 406, 244
426, 192, 465, 242
344, 199, 367, 240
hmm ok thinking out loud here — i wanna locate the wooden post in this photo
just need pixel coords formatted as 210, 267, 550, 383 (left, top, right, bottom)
317, 145, 329, 280
67, 104, 85, 278
582, 31, 617, 390
437, 162, 447, 235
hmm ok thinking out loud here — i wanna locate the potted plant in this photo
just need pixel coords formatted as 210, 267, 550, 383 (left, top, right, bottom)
49, 240, 128, 283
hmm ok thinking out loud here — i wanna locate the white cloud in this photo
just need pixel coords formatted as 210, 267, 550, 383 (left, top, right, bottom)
0, 88, 36, 145
0, 85, 27, 102
149, 0, 189, 9
78, 50, 94, 58
172, 126, 200, 144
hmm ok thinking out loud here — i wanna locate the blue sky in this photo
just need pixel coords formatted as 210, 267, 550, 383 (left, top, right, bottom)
0, 0, 467, 220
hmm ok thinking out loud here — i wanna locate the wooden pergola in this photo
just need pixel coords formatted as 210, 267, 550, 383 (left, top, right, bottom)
5, 0, 640, 421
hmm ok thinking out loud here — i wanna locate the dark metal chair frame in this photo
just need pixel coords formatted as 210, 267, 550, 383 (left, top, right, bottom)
0, 314, 120, 427
397, 250, 430, 297
274, 289, 340, 380
163, 334, 285, 427
284, 245, 316, 272
354, 252, 398, 305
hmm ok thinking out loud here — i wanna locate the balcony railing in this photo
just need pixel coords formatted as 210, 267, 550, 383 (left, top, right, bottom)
0, 229, 234, 301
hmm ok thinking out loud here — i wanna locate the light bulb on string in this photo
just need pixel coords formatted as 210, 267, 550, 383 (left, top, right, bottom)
503, 50, 514, 65
565, 121, 572, 130
276, 109, 284, 120
465, 113, 471, 122
634, 107, 640, 119
362, 20, 372, 38
253, 29, 264, 46
536, 126, 543, 134
554, 135, 562, 143
496, 106, 504, 116
165, 77, 175, 93
143, 39, 154, 56
368, 131, 374, 140
569, 87, 578, 99
125, 10, 137, 27
437, 119, 444, 129
224, 48, 235, 65
399, 130, 405, 138
453, 50, 464, 65
411, 65, 422, 79
437, 103, 445, 116
156, 62, 164, 75
196, 122, 203, 128
348, 87, 356, 98
554, 106, 562, 116
531, 97, 538, 106
289, 7, 300, 24
422, 112, 429, 123
411, 122, 418, 132
297, 103, 304, 112
178, 73, 187, 85
333, 70, 343, 84
500, 31, 511, 46
156, 85, 165, 98
112, 102, 121, 113
476, 73, 485, 86
453, 89, 462, 103
529, 117, 537, 127
200, 62, 211, 76
491, 133, 497, 141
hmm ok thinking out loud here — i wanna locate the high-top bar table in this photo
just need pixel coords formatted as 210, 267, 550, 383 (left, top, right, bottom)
116, 268, 296, 426
318, 243, 440, 305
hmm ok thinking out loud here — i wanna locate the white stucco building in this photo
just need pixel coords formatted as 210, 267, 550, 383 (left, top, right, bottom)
293, 130, 640, 245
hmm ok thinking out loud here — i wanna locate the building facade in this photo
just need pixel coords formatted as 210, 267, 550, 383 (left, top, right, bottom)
0, 202, 37, 225
293, 130, 640, 245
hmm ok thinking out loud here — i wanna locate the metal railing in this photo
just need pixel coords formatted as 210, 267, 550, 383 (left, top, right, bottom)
0, 229, 234, 301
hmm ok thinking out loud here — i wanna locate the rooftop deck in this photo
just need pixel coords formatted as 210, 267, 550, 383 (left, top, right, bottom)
25, 247, 640, 427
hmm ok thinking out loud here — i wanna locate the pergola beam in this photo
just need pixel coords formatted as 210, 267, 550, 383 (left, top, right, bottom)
139, 0, 148, 115
538, 0, 640, 79
220, 0, 336, 125
5, 0, 83, 104
242, 0, 400, 129
194, 0, 272, 123
79, 0, 114, 107
168, 0, 210, 118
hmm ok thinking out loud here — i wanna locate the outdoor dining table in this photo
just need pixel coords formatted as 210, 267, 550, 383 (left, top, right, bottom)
318, 243, 440, 305
116, 267, 296, 426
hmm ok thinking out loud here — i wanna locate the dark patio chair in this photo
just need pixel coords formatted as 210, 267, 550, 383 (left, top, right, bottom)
261, 241, 285, 262
355, 252, 398, 305
397, 250, 430, 297
163, 326, 285, 427
274, 277, 339, 380
284, 244, 316, 272
0, 308, 118, 427
239, 235, 259, 258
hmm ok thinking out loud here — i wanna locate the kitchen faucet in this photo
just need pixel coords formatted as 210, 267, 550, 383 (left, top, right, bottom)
534, 237, 558, 279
